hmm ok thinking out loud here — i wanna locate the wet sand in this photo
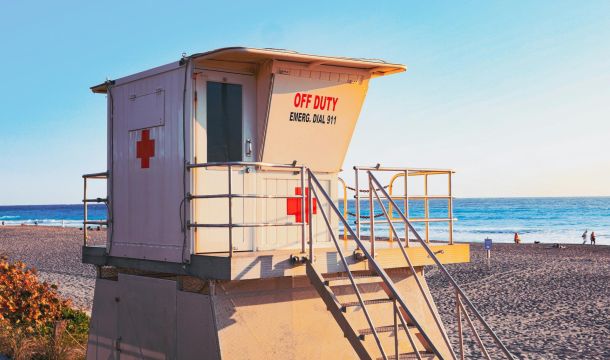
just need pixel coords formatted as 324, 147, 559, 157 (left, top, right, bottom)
0, 226, 608, 358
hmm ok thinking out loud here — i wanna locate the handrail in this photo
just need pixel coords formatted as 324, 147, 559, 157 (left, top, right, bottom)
186, 160, 301, 169
308, 169, 445, 360
368, 172, 515, 359
187, 161, 307, 256
355, 166, 455, 173
82, 171, 109, 247
310, 179, 388, 359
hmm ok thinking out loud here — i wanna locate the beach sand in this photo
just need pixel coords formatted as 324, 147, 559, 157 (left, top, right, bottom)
0, 226, 103, 311
1, 226, 608, 359
427, 243, 610, 359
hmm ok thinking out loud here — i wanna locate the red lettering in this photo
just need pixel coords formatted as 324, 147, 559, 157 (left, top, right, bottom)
331, 97, 338, 111
294, 93, 301, 108
294, 93, 339, 111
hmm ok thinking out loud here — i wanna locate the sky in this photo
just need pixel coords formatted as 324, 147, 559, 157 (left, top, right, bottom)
1, 1, 609, 205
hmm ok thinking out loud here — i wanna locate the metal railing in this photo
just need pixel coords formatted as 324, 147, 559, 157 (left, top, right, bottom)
339, 166, 455, 250
82, 172, 109, 246
80, 164, 514, 357
354, 166, 457, 247
186, 161, 307, 256
307, 169, 443, 360
367, 171, 514, 359
387, 169, 454, 244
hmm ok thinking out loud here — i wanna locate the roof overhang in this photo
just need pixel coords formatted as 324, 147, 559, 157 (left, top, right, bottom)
190, 47, 406, 77
91, 47, 406, 94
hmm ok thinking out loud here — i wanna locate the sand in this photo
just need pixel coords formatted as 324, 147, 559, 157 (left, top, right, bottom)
1, 226, 609, 359
0, 226, 103, 311
427, 243, 610, 359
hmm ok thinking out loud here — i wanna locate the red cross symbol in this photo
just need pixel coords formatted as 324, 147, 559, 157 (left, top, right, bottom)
287, 187, 317, 224
136, 129, 155, 169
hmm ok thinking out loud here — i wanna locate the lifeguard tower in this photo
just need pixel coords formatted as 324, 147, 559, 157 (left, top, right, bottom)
82, 47, 513, 359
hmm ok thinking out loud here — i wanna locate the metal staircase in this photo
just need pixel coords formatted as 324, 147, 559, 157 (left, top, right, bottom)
307, 264, 437, 360
305, 168, 515, 360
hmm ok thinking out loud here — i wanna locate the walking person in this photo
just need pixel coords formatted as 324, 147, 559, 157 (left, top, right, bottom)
514, 232, 521, 244
582, 230, 588, 244
590, 231, 596, 245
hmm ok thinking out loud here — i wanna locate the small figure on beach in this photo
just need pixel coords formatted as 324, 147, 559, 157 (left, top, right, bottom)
514, 232, 521, 244
582, 230, 588, 244
590, 232, 596, 245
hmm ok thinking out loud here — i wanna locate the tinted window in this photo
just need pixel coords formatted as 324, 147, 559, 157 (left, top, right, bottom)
206, 82, 242, 162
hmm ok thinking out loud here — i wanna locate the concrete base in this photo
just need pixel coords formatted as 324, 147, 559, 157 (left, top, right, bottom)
87, 268, 450, 359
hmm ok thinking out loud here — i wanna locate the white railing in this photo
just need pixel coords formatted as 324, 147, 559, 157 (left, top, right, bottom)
186, 161, 307, 256
82, 172, 109, 246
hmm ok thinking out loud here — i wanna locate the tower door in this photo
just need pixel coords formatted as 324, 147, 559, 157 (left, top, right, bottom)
193, 70, 256, 253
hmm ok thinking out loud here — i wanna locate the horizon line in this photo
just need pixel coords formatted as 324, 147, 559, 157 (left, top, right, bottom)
2, 194, 610, 207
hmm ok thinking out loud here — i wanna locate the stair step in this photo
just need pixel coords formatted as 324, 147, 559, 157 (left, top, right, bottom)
378, 352, 436, 360
358, 324, 417, 337
324, 274, 382, 286
341, 298, 394, 312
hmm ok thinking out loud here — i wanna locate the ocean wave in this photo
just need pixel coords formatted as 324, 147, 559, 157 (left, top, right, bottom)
0, 219, 95, 227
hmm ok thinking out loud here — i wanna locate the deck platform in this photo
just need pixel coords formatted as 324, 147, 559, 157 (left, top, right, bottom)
83, 241, 469, 281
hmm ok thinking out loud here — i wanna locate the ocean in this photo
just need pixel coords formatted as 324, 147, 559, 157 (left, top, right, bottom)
0, 197, 608, 244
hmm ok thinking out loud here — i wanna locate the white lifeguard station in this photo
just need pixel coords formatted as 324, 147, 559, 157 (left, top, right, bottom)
82, 47, 513, 359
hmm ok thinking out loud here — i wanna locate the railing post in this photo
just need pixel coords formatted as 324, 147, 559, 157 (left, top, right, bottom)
354, 167, 360, 239
456, 290, 464, 360
83, 178, 88, 247
393, 300, 399, 360
387, 175, 392, 242
458, 297, 492, 360
300, 166, 306, 254
404, 170, 409, 247
448, 171, 454, 245
308, 171, 314, 263
228, 164, 233, 257
424, 174, 429, 243
368, 174, 375, 258
338, 177, 348, 241
388, 174, 395, 243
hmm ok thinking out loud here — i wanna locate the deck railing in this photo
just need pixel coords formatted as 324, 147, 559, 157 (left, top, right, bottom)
82, 172, 109, 246
339, 166, 455, 252
186, 161, 307, 256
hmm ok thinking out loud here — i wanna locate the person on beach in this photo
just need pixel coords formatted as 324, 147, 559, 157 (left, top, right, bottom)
514, 232, 521, 244
590, 232, 596, 245
582, 230, 588, 244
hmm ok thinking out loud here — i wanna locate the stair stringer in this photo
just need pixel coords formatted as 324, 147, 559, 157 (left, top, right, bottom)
306, 261, 373, 360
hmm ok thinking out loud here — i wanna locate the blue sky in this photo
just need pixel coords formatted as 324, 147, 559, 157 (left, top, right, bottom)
1, 1, 609, 204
